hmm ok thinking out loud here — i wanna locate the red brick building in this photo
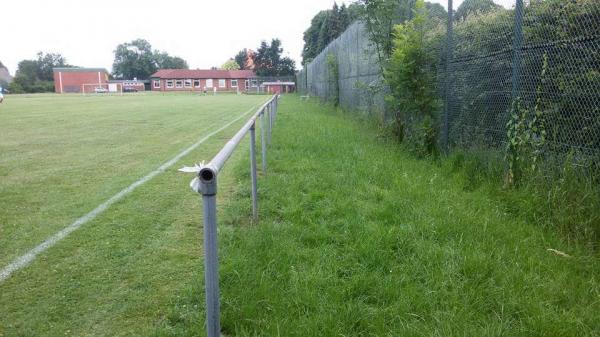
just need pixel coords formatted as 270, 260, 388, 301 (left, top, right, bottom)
150, 69, 257, 92
53, 67, 110, 93
262, 81, 295, 94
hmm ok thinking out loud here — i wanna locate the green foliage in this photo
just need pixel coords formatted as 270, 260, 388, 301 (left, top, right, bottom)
112, 39, 188, 80
156, 96, 600, 336
386, 0, 440, 155
9, 52, 71, 93
220, 59, 241, 70
326, 53, 339, 106
234, 49, 252, 70
455, 0, 502, 21
302, 2, 362, 64
112, 39, 157, 80
505, 54, 549, 186
0, 94, 268, 335
254, 39, 296, 76
358, 0, 418, 73
153, 52, 188, 69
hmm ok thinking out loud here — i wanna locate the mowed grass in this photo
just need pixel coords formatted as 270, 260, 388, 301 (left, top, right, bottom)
156, 96, 599, 336
0, 93, 268, 336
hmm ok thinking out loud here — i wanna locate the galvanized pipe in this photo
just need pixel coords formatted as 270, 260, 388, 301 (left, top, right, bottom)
195, 94, 277, 337
260, 111, 267, 174
268, 104, 273, 145
249, 123, 258, 220
198, 169, 219, 337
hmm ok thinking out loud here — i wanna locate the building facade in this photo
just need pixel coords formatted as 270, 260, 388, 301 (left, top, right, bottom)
262, 82, 295, 94
150, 69, 257, 92
53, 67, 110, 93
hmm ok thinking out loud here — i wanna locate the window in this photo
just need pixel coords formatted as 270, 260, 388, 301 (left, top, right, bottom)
251, 79, 258, 87
166, 80, 174, 88
231, 79, 238, 87
193, 80, 201, 88
184, 79, 192, 88
218, 79, 226, 88
175, 80, 183, 88
206, 79, 213, 88
245, 80, 249, 89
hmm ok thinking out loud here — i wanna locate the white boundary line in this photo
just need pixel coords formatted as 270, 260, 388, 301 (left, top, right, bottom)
0, 104, 260, 283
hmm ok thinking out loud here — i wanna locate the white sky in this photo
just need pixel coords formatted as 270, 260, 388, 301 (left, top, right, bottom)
1, 0, 515, 75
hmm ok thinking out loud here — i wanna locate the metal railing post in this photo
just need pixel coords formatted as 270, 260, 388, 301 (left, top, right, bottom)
197, 167, 220, 337
268, 104, 273, 144
249, 123, 258, 220
180, 94, 278, 337
260, 111, 267, 174
511, 0, 525, 102
443, 0, 453, 153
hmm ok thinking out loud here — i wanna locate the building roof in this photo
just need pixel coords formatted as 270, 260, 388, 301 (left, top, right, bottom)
262, 82, 295, 86
53, 67, 109, 73
108, 79, 149, 84
151, 69, 256, 79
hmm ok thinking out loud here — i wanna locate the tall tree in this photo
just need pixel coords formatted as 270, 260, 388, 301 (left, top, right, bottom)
112, 39, 156, 80
358, 0, 415, 74
112, 39, 189, 79
302, 11, 329, 64
234, 49, 252, 70
455, 0, 501, 21
154, 51, 188, 69
301, 2, 364, 65
221, 59, 241, 70
9, 52, 72, 93
254, 39, 295, 76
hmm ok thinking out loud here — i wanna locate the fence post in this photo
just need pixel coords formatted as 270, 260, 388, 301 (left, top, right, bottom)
249, 123, 258, 220
511, 0, 524, 102
197, 167, 220, 337
260, 111, 267, 174
442, 0, 454, 152
268, 104, 273, 145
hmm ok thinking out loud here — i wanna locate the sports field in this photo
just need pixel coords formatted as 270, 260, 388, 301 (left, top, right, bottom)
0, 93, 268, 336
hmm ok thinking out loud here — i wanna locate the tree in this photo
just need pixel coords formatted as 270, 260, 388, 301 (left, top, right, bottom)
386, 0, 439, 154
154, 51, 188, 69
301, 2, 364, 65
221, 59, 240, 70
302, 11, 328, 64
455, 0, 501, 21
9, 52, 72, 93
254, 38, 295, 76
112, 39, 156, 80
234, 49, 254, 70
358, 0, 415, 74
112, 39, 189, 79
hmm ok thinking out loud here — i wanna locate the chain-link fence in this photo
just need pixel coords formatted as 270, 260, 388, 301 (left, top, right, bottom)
297, 21, 386, 116
298, 0, 600, 156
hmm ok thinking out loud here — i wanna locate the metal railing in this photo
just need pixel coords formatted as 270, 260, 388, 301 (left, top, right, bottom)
180, 94, 279, 337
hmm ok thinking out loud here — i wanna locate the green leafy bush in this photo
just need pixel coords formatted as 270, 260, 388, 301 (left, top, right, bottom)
385, 0, 440, 156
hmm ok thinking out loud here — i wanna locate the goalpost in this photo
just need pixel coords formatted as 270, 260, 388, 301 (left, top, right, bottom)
81, 83, 123, 95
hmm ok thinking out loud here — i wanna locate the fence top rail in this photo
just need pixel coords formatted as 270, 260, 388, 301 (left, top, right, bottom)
195, 94, 277, 188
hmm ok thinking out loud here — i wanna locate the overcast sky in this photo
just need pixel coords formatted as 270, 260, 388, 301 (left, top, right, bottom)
2, 0, 515, 75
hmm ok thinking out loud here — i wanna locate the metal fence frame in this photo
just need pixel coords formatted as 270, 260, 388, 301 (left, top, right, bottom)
298, 0, 600, 158
182, 94, 278, 337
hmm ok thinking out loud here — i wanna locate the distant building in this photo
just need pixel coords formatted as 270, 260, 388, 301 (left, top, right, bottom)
150, 69, 257, 92
53, 67, 110, 93
108, 79, 147, 92
262, 81, 295, 94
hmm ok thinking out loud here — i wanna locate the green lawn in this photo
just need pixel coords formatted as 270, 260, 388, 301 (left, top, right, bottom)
1, 94, 598, 336
155, 95, 599, 336
0, 93, 268, 336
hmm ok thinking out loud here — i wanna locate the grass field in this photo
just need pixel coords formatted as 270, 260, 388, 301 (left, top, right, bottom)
154, 96, 599, 336
0, 93, 268, 336
1, 94, 598, 336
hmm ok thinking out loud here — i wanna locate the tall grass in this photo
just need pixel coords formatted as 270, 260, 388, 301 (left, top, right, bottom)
154, 96, 599, 336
